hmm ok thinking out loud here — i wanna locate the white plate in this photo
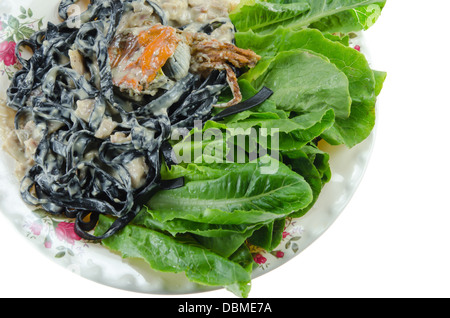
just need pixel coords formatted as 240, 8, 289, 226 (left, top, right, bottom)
0, 0, 376, 296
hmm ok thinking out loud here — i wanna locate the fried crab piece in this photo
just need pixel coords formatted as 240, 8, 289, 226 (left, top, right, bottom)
187, 33, 261, 108
108, 24, 186, 96
108, 24, 261, 108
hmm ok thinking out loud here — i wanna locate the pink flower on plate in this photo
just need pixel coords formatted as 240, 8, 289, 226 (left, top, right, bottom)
55, 222, 81, 245
253, 254, 267, 265
0, 41, 18, 66
30, 222, 43, 236
44, 239, 52, 249
274, 251, 285, 259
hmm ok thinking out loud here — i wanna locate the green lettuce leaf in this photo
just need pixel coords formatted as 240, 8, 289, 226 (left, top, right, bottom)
95, 215, 252, 297
236, 27, 377, 106
247, 217, 286, 252
133, 210, 265, 258
236, 27, 382, 147
134, 210, 264, 239
230, 0, 386, 34
283, 143, 332, 218
229, 0, 311, 32
309, 2, 387, 34
247, 49, 352, 119
222, 80, 336, 152
148, 156, 313, 225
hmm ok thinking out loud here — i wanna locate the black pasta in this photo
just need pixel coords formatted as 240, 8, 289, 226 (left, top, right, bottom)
6, 0, 272, 241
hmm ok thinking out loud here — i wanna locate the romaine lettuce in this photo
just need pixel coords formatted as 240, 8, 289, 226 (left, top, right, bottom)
235, 27, 385, 147
96, 0, 387, 298
230, 0, 386, 33
95, 215, 253, 297
148, 156, 313, 225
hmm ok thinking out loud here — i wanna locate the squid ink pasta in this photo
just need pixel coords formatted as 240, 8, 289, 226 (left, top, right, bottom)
5, 0, 270, 240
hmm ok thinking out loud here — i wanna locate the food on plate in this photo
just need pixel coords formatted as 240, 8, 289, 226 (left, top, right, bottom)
0, 0, 387, 297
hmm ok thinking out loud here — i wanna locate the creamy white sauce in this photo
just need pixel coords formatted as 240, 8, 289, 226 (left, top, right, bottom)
153, 0, 239, 27
0, 100, 40, 179
116, 1, 161, 34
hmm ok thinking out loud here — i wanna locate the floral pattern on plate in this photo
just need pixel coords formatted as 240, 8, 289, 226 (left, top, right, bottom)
23, 210, 89, 259
0, 6, 44, 79
0, 4, 90, 264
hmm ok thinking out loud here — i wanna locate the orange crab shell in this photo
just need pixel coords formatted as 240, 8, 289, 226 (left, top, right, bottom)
108, 25, 182, 91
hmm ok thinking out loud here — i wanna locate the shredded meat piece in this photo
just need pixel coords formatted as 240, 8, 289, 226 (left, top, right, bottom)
187, 33, 261, 108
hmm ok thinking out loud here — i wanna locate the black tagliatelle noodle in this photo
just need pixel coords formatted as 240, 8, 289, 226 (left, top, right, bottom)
5, 0, 272, 240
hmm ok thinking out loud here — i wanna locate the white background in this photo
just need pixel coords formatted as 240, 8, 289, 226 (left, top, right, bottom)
1, 0, 450, 299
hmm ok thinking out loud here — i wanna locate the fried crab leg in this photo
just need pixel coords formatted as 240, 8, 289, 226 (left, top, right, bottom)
188, 33, 261, 108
